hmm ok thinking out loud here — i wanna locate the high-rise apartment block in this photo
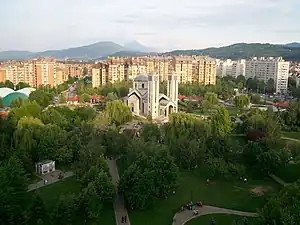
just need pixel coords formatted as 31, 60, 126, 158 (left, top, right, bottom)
245, 57, 289, 93
216, 59, 246, 78
92, 56, 217, 87
0, 58, 57, 88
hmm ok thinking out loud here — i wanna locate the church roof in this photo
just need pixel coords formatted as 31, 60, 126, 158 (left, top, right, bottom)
134, 74, 148, 82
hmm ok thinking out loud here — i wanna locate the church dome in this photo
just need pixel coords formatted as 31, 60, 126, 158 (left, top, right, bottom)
134, 74, 148, 82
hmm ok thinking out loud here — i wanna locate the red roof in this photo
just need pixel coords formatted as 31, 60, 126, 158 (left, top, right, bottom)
273, 101, 289, 108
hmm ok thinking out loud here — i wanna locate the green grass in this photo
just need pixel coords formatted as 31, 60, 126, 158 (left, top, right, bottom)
32, 176, 115, 225
282, 131, 300, 140
128, 171, 278, 225
275, 163, 300, 183
185, 214, 258, 225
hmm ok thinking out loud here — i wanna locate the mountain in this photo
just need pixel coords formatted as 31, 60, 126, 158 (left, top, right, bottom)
123, 40, 152, 52
35, 41, 124, 59
0, 41, 125, 60
285, 42, 300, 48
166, 43, 300, 61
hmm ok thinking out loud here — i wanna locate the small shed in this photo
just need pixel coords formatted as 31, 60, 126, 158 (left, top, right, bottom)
35, 160, 55, 175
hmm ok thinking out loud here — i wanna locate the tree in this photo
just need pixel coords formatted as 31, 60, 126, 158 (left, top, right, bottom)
204, 92, 218, 106
53, 194, 80, 225
234, 95, 250, 109
59, 94, 66, 103
211, 106, 232, 137
41, 108, 67, 127
80, 93, 91, 103
259, 180, 300, 225
266, 78, 275, 94
29, 89, 55, 108
15, 82, 30, 90
26, 191, 48, 225
4, 80, 14, 89
119, 142, 178, 209
105, 100, 132, 127
140, 123, 161, 143
9, 100, 42, 123
0, 97, 3, 108
0, 156, 28, 225
251, 94, 261, 104
106, 92, 118, 101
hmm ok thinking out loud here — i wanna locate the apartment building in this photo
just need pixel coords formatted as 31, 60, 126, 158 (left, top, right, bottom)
92, 63, 108, 88
217, 59, 246, 78
107, 57, 126, 83
0, 58, 57, 88
55, 68, 68, 86
91, 55, 217, 87
245, 57, 289, 93
126, 57, 147, 80
146, 56, 171, 81
34, 58, 56, 87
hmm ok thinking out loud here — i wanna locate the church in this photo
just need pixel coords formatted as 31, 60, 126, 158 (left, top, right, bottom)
125, 72, 178, 121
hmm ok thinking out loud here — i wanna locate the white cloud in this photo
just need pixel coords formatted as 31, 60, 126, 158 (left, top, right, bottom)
0, 0, 299, 51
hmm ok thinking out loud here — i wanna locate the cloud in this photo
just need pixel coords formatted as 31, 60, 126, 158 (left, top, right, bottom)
0, 0, 299, 51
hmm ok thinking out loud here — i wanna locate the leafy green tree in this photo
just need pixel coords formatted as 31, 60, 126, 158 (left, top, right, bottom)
204, 92, 218, 106
9, 100, 42, 123
59, 94, 66, 103
17, 116, 44, 129
211, 106, 232, 137
29, 89, 55, 108
0, 97, 3, 108
41, 108, 67, 127
81, 170, 115, 221
53, 194, 80, 225
80, 93, 91, 103
105, 100, 132, 127
26, 191, 48, 225
119, 142, 178, 209
106, 92, 118, 101
259, 180, 300, 225
0, 156, 28, 225
4, 80, 14, 89
266, 78, 275, 94
251, 94, 261, 104
140, 123, 161, 143
74, 107, 96, 122
15, 82, 30, 90
234, 94, 250, 109
10, 98, 24, 108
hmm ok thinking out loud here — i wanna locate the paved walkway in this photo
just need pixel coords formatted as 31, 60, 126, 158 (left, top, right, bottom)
27, 171, 74, 192
107, 159, 130, 225
172, 205, 258, 225
269, 174, 290, 187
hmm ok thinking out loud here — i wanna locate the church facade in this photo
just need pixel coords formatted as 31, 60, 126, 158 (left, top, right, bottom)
125, 73, 178, 121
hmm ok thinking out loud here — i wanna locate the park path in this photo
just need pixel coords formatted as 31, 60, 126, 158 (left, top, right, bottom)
269, 174, 290, 187
281, 136, 300, 143
107, 159, 130, 225
27, 171, 74, 192
172, 205, 258, 225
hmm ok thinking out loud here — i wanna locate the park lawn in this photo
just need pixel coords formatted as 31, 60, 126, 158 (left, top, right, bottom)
275, 162, 300, 183
33, 176, 115, 225
282, 131, 300, 140
185, 214, 258, 225
128, 171, 278, 225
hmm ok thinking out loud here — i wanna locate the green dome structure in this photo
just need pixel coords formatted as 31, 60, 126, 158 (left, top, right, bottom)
3, 92, 28, 107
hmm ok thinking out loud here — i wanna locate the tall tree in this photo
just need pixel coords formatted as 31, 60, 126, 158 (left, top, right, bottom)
211, 106, 232, 137
119, 142, 178, 209
26, 191, 48, 225
105, 100, 132, 127
234, 95, 250, 109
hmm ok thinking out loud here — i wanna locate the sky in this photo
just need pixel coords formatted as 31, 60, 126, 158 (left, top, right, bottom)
0, 0, 299, 51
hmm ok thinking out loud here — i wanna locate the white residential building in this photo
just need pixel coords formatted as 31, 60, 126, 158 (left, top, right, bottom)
245, 57, 289, 94
216, 59, 246, 78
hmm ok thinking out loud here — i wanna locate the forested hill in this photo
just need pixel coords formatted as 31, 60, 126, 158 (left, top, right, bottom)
166, 43, 300, 60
